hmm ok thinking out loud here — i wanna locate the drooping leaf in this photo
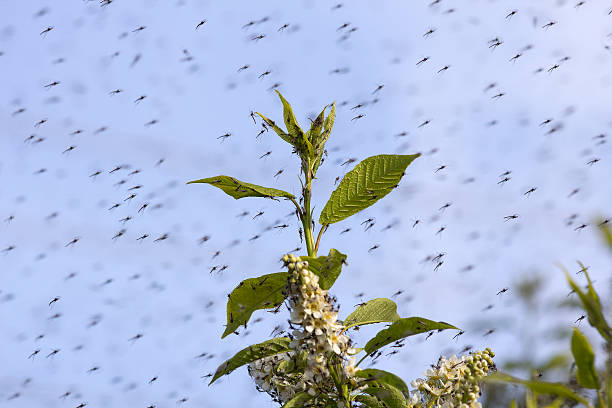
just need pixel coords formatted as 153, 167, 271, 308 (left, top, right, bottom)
319, 154, 420, 225
343, 298, 400, 330
364, 317, 459, 354
362, 384, 408, 408
565, 270, 612, 343
571, 327, 600, 389
223, 272, 289, 338
354, 394, 384, 408
209, 337, 292, 384
282, 392, 312, 408
356, 369, 410, 399
484, 372, 590, 406
187, 175, 295, 200
255, 111, 294, 145
300, 248, 347, 290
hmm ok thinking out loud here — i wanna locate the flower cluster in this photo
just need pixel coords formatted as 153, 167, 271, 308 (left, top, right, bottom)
408, 348, 496, 408
247, 254, 358, 405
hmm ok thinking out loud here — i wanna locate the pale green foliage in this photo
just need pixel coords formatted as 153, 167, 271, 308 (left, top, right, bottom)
493, 261, 612, 408
571, 328, 599, 389
485, 373, 590, 406
319, 154, 420, 225
565, 268, 612, 343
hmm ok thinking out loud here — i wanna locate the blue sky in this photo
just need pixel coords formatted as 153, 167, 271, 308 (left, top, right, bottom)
1, 0, 611, 406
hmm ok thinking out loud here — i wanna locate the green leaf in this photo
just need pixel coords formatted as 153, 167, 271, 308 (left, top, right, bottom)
275, 90, 313, 159
362, 384, 408, 408
484, 372, 590, 406
566, 270, 612, 343
300, 248, 347, 290
321, 102, 335, 146
275, 90, 303, 139
255, 112, 295, 145
354, 394, 384, 408
187, 175, 295, 200
282, 392, 312, 408
308, 106, 327, 149
577, 261, 602, 307
509, 400, 517, 408
223, 272, 289, 338
313, 102, 336, 174
209, 337, 292, 385
319, 154, 420, 225
364, 317, 459, 355
355, 369, 410, 399
344, 298, 400, 330
571, 327, 600, 389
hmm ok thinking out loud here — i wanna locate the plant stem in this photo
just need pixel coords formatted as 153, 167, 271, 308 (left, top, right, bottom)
301, 162, 316, 257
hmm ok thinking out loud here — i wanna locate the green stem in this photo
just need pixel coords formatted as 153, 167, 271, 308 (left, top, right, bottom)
301, 162, 317, 257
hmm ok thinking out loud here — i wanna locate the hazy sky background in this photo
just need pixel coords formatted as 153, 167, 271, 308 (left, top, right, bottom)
1, 0, 611, 407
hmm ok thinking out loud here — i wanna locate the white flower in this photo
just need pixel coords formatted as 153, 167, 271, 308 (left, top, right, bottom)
249, 254, 360, 404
